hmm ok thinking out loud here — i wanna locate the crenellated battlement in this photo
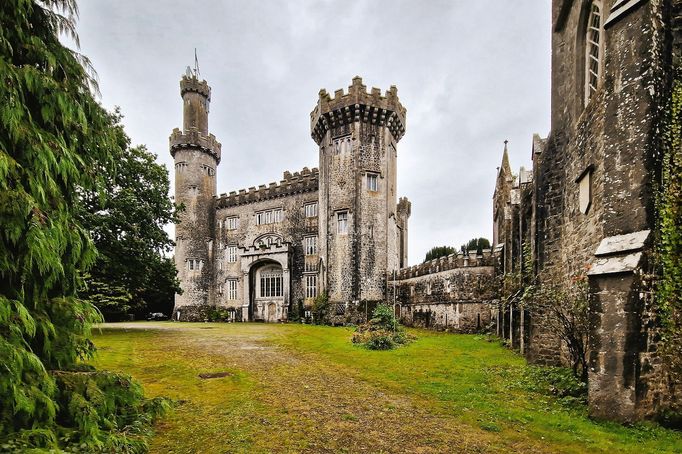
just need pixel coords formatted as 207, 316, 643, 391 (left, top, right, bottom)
180, 75, 210, 98
170, 127, 222, 163
216, 167, 319, 209
397, 197, 412, 217
310, 76, 407, 145
391, 249, 494, 281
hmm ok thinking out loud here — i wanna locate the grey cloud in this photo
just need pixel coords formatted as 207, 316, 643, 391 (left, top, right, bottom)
75, 0, 550, 265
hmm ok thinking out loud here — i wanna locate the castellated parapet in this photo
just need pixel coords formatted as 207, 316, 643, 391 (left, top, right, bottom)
393, 249, 494, 280
170, 128, 222, 163
397, 197, 411, 218
310, 76, 407, 145
388, 249, 496, 333
216, 167, 318, 209
180, 75, 210, 97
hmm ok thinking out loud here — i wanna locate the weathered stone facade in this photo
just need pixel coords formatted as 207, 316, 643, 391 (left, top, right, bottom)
389, 251, 496, 333
493, 0, 682, 423
171, 75, 410, 323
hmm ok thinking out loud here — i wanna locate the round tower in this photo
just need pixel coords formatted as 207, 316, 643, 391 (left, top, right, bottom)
170, 72, 221, 321
310, 76, 407, 310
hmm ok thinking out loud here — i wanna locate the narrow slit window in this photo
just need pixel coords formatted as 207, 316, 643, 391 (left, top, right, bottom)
227, 279, 238, 300
578, 168, 593, 214
306, 275, 318, 299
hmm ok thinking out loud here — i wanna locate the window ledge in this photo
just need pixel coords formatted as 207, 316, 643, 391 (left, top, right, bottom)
604, 0, 647, 28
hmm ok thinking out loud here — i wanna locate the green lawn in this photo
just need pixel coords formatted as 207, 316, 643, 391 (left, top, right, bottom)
91, 323, 682, 453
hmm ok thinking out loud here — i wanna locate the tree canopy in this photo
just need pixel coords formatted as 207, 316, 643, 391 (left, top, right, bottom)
461, 237, 491, 254
423, 246, 456, 262
79, 118, 180, 320
0, 1, 165, 450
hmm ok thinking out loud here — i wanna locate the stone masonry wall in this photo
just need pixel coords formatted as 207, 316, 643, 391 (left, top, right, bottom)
214, 167, 319, 313
389, 251, 496, 333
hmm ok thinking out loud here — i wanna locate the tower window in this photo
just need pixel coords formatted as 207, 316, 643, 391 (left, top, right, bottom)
175, 162, 188, 172
225, 216, 239, 230
305, 275, 318, 299
585, 1, 604, 105
227, 279, 238, 300
333, 135, 351, 154
304, 202, 318, 218
187, 259, 203, 271
337, 211, 348, 234
256, 208, 282, 225
200, 165, 215, 176
227, 246, 238, 263
187, 185, 199, 196
367, 173, 379, 191
304, 236, 318, 255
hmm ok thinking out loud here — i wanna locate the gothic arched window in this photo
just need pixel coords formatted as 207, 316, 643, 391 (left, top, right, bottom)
584, 1, 604, 105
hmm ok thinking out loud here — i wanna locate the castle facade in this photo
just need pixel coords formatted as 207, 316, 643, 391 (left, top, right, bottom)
493, 0, 682, 422
170, 76, 410, 323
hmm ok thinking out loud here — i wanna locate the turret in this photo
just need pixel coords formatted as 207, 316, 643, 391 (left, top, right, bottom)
171, 71, 222, 320
311, 76, 408, 306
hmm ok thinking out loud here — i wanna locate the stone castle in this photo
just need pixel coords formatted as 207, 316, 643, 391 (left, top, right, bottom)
170, 0, 681, 423
171, 75, 410, 323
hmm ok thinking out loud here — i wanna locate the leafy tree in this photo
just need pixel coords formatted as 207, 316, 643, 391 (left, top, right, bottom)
423, 246, 456, 262
0, 1, 165, 450
79, 122, 181, 320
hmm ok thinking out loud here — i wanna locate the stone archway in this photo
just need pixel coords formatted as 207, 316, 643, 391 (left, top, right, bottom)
239, 242, 291, 323
247, 260, 286, 322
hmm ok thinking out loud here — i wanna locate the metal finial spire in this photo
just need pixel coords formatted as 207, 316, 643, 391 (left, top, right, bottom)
194, 48, 200, 78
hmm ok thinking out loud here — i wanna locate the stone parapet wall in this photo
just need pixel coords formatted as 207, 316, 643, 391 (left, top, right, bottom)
389, 261, 496, 333
216, 167, 318, 209
169, 127, 222, 162
394, 249, 494, 280
180, 75, 210, 97
310, 76, 406, 144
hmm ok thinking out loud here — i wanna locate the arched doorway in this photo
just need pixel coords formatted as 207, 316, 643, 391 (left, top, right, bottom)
248, 261, 285, 322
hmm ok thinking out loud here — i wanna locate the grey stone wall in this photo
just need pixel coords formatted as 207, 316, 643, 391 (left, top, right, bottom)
521, 0, 681, 421
388, 251, 496, 333
214, 168, 319, 317
171, 75, 221, 318
312, 77, 408, 306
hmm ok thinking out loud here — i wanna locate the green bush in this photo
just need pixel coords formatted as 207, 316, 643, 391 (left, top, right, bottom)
352, 303, 415, 350
364, 331, 396, 350
207, 307, 232, 322
312, 293, 330, 325
521, 366, 587, 409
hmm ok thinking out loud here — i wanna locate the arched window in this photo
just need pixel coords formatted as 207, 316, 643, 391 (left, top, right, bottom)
584, 1, 604, 105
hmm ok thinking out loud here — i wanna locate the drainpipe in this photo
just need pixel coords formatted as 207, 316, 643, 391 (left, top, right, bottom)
520, 303, 525, 355
509, 300, 513, 346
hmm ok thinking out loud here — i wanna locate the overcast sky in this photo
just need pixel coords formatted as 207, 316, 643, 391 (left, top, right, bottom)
74, 0, 551, 266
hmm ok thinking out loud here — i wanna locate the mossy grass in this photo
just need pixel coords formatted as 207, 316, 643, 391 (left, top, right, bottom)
92, 323, 682, 453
